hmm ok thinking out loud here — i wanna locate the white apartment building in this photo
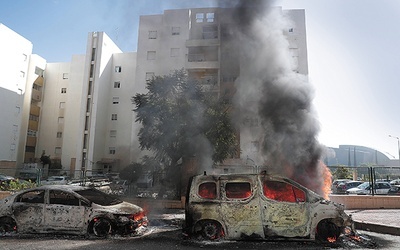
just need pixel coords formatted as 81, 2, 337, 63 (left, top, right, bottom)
135, 7, 308, 169
37, 32, 137, 178
0, 24, 46, 176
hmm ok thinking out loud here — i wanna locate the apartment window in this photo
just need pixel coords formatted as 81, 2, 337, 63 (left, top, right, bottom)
110, 130, 117, 138
55, 147, 62, 155
289, 28, 294, 33
196, 13, 204, 23
90, 64, 94, 77
27, 130, 37, 137
172, 26, 180, 35
88, 81, 93, 95
15, 106, 21, 115
206, 12, 215, 22
35, 66, 44, 76
63, 73, 69, 79
29, 114, 39, 121
111, 114, 117, 120
147, 51, 156, 60
61, 88, 67, 93
10, 144, 16, 151
203, 25, 218, 39
20, 71, 25, 78
109, 147, 116, 155
148, 30, 157, 39
58, 117, 64, 124
114, 81, 120, 88
112, 97, 119, 104
59, 102, 65, 109
56, 132, 62, 138
22, 53, 27, 61
86, 99, 91, 112
91, 48, 96, 61
170, 48, 180, 57
145, 72, 155, 81
115, 66, 122, 72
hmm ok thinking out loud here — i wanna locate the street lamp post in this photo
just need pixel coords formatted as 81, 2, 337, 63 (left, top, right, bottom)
389, 135, 400, 167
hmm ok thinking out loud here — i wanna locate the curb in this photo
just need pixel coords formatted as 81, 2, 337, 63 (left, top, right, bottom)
354, 221, 400, 236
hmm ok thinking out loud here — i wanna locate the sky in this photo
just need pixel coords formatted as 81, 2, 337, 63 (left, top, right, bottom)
1, 0, 400, 160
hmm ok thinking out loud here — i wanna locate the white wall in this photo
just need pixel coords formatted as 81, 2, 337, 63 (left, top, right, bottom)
0, 24, 32, 163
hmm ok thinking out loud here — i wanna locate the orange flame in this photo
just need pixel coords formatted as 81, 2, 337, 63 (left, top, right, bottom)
327, 236, 337, 243
321, 161, 332, 200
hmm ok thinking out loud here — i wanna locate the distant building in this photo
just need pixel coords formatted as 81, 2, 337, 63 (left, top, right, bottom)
324, 145, 394, 167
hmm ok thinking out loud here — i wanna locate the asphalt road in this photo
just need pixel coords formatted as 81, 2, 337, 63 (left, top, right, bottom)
1, 227, 400, 250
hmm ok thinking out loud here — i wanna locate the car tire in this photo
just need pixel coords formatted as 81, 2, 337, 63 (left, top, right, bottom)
92, 218, 112, 237
199, 220, 223, 240
0, 217, 17, 236
316, 219, 340, 242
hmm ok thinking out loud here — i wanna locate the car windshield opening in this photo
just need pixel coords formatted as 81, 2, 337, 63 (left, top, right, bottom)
75, 188, 122, 206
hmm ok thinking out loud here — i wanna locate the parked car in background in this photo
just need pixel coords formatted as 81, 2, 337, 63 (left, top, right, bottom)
331, 179, 352, 194
41, 176, 70, 185
110, 180, 128, 196
346, 182, 391, 195
0, 185, 147, 237
388, 185, 400, 195
389, 179, 400, 185
336, 181, 364, 194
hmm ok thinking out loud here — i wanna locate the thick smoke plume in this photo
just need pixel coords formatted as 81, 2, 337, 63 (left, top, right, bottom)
230, 0, 331, 196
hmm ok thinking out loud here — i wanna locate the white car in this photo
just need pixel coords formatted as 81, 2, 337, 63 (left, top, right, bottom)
346, 182, 391, 195
41, 176, 70, 185
0, 185, 147, 236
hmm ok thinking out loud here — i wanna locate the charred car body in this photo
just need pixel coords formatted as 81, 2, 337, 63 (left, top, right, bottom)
0, 185, 147, 237
184, 173, 353, 242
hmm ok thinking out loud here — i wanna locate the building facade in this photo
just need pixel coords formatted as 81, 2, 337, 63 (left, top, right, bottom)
0, 24, 46, 176
135, 7, 308, 172
37, 32, 137, 178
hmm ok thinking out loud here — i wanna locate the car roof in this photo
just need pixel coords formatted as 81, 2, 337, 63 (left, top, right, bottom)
32, 185, 91, 192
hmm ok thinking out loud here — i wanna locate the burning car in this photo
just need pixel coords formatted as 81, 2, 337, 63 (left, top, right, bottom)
184, 173, 354, 242
0, 185, 147, 237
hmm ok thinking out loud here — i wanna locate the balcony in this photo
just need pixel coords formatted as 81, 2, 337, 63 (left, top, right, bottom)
31, 88, 42, 102
186, 38, 219, 47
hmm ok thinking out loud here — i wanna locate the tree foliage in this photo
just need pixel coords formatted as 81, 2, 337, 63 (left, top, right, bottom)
333, 166, 353, 179
133, 69, 237, 169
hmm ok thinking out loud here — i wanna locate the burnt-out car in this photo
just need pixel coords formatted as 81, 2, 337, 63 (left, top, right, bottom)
0, 185, 147, 237
184, 173, 353, 242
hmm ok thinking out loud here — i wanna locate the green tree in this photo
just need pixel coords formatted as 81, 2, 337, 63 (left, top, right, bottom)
333, 166, 352, 179
133, 69, 237, 173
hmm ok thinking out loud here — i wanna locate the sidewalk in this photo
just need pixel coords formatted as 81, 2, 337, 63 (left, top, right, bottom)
346, 209, 400, 236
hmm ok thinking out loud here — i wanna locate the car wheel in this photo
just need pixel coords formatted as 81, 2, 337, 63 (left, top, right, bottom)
200, 220, 223, 240
316, 219, 341, 242
0, 217, 17, 236
92, 218, 112, 237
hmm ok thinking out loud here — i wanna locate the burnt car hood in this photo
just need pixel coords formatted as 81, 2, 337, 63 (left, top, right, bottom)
92, 201, 143, 214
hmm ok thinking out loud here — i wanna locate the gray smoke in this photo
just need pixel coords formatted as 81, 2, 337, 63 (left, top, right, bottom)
230, 0, 329, 195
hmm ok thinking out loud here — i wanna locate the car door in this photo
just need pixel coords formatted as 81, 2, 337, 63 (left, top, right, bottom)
259, 177, 310, 238
43, 189, 87, 232
219, 178, 264, 239
12, 189, 46, 233
375, 183, 391, 194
